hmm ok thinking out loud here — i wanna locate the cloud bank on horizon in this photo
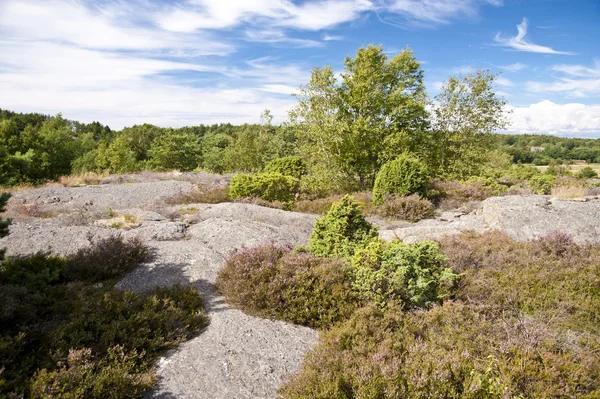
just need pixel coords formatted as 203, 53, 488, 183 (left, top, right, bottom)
0, 0, 598, 137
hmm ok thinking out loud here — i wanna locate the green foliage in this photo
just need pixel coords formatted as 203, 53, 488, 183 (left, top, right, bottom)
376, 194, 435, 222
349, 239, 456, 308
216, 246, 358, 329
264, 156, 308, 178
430, 70, 509, 179
0, 243, 207, 397
309, 195, 378, 258
229, 172, 299, 203
290, 45, 428, 189
372, 153, 429, 205
528, 174, 556, 194
0, 254, 66, 290
148, 129, 201, 171
577, 166, 598, 179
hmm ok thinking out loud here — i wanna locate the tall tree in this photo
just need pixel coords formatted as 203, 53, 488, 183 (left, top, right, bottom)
430, 70, 509, 179
290, 45, 428, 190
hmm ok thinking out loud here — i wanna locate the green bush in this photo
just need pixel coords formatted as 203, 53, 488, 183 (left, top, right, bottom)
376, 194, 435, 222
349, 239, 457, 308
229, 172, 299, 203
309, 195, 378, 258
528, 174, 556, 194
578, 166, 598, 179
0, 254, 66, 290
216, 246, 358, 329
372, 154, 429, 205
264, 156, 308, 179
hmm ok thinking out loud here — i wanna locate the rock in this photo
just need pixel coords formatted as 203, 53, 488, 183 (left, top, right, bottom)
380, 195, 600, 244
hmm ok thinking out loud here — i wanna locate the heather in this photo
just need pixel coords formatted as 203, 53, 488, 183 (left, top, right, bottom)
0, 235, 208, 398
278, 231, 600, 398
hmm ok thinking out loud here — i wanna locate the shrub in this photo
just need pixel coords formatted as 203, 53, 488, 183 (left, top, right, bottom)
429, 179, 497, 210
281, 232, 600, 399
30, 346, 155, 399
0, 254, 66, 290
372, 153, 429, 205
309, 195, 378, 258
578, 166, 598, 179
264, 156, 308, 179
349, 239, 457, 308
229, 172, 299, 203
502, 163, 540, 181
528, 174, 556, 194
216, 246, 358, 329
62, 234, 150, 282
0, 252, 207, 397
376, 194, 435, 222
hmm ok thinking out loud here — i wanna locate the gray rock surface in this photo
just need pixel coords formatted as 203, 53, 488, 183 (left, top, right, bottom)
380, 195, 600, 244
9, 180, 194, 213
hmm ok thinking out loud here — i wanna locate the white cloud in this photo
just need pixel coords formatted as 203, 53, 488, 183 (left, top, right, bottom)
498, 62, 527, 72
494, 18, 574, 55
381, 0, 502, 26
323, 34, 345, 41
0, 0, 231, 55
244, 29, 323, 47
551, 61, 600, 78
495, 77, 514, 87
156, 0, 373, 32
526, 61, 600, 98
506, 100, 600, 136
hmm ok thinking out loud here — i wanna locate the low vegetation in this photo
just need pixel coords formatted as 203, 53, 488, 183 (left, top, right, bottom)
216, 246, 357, 329
0, 234, 208, 398
215, 194, 600, 398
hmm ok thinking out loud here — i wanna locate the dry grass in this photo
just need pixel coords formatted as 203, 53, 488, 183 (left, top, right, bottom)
59, 172, 109, 187
293, 192, 374, 215
17, 203, 55, 218
166, 185, 230, 205
536, 162, 600, 174
551, 184, 588, 199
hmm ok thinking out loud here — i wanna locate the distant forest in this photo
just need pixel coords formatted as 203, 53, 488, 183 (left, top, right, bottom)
0, 108, 598, 186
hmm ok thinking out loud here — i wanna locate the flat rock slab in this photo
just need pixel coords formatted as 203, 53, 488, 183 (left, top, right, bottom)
9, 181, 194, 213
380, 195, 600, 244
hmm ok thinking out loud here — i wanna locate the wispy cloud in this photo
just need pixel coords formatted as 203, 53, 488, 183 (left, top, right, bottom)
498, 62, 527, 72
552, 61, 600, 78
155, 0, 373, 32
526, 61, 600, 98
379, 0, 502, 27
323, 34, 345, 41
495, 77, 514, 87
494, 18, 574, 55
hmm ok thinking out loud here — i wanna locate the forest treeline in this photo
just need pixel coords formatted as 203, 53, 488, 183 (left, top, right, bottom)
2, 107, 598, 184
1, 45, 599, 190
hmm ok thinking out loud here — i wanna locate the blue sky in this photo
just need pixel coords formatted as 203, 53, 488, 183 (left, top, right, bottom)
0, 0, 598, 136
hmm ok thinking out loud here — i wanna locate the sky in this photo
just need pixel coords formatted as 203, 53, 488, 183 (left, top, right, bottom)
0, 0, 599, 137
